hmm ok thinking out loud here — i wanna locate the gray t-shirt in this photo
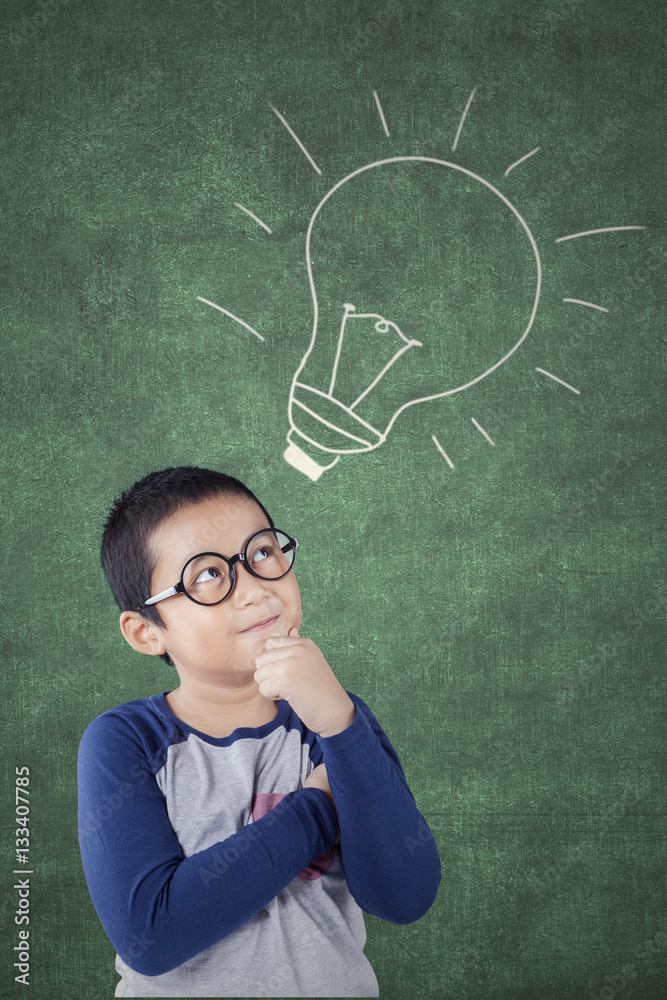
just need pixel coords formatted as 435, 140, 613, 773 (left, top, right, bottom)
77, 689, 441, 996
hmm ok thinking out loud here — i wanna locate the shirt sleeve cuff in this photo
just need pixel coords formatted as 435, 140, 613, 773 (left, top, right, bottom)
316, 694, 368, 751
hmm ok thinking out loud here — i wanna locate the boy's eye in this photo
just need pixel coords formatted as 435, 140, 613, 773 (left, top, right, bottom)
252, 545, 271, 562
195, 566, 221, 584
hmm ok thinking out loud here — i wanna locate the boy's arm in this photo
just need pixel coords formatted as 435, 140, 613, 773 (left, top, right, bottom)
77, 713, 337, 978
316, 690, 441, 924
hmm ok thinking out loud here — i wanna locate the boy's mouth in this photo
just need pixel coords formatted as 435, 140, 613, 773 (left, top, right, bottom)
240, 614, 280, 634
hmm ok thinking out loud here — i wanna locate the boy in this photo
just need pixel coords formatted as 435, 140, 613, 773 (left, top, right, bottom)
77, 465, 441, 997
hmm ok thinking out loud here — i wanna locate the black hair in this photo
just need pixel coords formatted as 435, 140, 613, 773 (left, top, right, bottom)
100, 466, 275, 667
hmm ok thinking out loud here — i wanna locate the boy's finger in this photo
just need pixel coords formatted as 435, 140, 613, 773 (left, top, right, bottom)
263, 627, 299, 650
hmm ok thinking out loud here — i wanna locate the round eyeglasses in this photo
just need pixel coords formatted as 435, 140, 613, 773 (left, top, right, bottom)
142, 528, 299, 608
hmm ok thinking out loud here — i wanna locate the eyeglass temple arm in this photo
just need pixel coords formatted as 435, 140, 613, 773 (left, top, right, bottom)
144, 585, 178, 607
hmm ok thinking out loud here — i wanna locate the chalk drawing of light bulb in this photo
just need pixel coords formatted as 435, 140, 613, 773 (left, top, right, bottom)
282, 156, 541, 481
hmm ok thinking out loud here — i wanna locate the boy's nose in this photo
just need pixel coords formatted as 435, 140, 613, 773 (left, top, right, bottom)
231, 559, 271, 599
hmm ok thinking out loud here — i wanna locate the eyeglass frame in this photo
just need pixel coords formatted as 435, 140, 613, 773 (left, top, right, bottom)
141, 528, 299, 609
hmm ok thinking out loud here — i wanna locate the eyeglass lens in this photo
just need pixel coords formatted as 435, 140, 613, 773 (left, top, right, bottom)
183, 530, 296, 605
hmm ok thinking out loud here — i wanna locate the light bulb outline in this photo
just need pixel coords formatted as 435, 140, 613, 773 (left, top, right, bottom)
288, 156, 542, 457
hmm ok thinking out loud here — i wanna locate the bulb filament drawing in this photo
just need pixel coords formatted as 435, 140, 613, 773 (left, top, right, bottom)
285, 303, 424, 479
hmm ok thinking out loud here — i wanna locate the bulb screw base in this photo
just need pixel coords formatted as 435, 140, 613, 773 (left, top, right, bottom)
283, 438, 340, 481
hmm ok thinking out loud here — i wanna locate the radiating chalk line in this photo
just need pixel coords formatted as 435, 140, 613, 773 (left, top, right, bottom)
234, 203, 272, 233
373, 90, 389, 137
268, 102, 322, 175
563, 297, 609, 312
535, 368, 580, 394
471, 418, 495, 445
452, 86, 477, 152
555, 226, 646, 243
504, 147, 541, 177
196, 297, 265, 341
432, 435, 454, 468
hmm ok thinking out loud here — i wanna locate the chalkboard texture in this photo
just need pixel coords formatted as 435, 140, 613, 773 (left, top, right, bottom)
2, 0, 665, 997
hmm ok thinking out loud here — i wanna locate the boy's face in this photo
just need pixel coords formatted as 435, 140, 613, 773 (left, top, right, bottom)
137, 494, 302, 683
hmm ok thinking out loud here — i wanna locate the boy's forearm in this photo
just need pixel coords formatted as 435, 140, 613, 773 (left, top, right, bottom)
79, 768, 337, 977
126, 789, 335, 975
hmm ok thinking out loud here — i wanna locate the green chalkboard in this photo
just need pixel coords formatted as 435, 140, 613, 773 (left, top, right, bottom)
2, 0, 665, 997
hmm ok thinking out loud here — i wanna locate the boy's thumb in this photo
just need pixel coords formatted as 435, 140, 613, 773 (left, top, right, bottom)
289, 626, 300, 637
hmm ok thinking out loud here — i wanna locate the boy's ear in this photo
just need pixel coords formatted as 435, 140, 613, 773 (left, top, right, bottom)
119, 611, 168, 657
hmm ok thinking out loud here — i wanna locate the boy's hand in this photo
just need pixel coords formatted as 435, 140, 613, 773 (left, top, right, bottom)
303, 763, 340, 845
253, 627, 356, 738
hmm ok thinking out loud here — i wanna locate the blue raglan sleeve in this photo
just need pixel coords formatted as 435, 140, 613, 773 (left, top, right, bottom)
77, 711, 337, 977
317, 691, 441, 924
